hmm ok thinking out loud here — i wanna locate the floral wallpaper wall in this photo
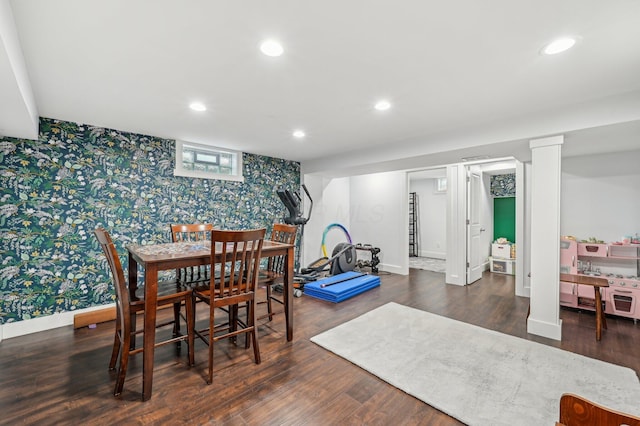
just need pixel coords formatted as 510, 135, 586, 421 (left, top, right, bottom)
490, 173, 516, 197
0, 118, 300, 324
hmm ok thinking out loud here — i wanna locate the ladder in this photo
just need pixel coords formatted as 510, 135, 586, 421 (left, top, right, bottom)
409, 192, 419, 257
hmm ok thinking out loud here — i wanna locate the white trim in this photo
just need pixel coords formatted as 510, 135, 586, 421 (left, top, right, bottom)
380, 262, 404, 275
0, 303, 115, 341
515, 160, 528, 298
527, 317, 563, 341
529, 135, 564, 149
174, 140, 244, 182
174, 168, 245, 182
420, 250, 446, 259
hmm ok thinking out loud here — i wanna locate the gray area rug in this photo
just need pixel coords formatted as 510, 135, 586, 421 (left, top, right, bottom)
409, 256, 445, 273
310, 302, 640, 426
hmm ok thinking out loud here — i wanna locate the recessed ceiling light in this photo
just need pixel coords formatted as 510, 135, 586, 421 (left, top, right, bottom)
260, 39, 284, 57
374, 100, 391, 111
293, 130, 306, 139
189, 102, 206, 112
542, 37, 577, 55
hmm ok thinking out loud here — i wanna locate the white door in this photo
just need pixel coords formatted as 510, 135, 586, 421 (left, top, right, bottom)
467, 167, 484, 284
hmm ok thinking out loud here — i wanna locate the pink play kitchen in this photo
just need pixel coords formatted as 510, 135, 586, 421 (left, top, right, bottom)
560, 235, 640, 323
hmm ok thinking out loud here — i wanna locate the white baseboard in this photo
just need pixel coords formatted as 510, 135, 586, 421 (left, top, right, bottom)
0, 303, 115, 342
380, 263, 405, 275
419, 250, 446, 259
527, 317, 562, 341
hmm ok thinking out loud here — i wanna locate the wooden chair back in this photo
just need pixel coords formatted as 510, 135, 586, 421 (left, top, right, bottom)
170, 223, 214, 283
94, 227, 195, 397
94, 227, 131, 327
558, 393, 640, 426
210, 228, 265, 306
192, 228, 266, 384
256, 223, 297, 321
170, 223, 214, 242
265, 223, 297, 276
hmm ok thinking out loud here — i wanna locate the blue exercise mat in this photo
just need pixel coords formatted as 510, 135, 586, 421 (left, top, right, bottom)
304, 271, 380, 303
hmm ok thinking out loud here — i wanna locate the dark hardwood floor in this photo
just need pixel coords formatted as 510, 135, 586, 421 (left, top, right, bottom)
1, 269, 638, 425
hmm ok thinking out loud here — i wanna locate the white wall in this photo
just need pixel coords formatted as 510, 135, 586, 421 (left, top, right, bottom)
302, 176, 352, 265
409, 178, 447, 259
350, 171, 408, 274
303, 171, 408, 274
300, 174, 324, 267
561, 150, 640, 243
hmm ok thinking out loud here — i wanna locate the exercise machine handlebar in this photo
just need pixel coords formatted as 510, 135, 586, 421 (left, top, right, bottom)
277, 184, 312, 226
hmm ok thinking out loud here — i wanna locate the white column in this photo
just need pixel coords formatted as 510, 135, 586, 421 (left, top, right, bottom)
527, 135, 563, 340
514, 160, 528, 297
445, 164, 466, 285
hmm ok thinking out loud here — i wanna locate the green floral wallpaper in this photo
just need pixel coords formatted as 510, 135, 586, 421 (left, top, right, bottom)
0, 118, 300, 324
490, 173, 516, 197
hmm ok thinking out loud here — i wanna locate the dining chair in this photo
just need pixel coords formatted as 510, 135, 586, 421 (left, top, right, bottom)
170, 223, 214, 284
257, 223, 297, 322
94, 227, 195, 397
191, 228, 265, 385
557, 393, 640, 426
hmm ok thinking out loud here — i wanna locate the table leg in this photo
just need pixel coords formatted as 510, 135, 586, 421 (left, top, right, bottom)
594, 287, 603, 341
284, 245, 294, 342
128, 255, 138, 350
142, 264, 158, 401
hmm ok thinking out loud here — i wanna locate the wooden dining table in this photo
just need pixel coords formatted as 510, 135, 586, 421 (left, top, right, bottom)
126, 239, 294, 401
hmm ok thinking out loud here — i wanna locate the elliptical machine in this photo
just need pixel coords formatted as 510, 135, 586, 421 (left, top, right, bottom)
277, 184, 312, 228
277, 185, 357, 290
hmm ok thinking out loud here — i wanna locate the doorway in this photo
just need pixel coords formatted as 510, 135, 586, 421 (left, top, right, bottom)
408, 159, 517, 284
408, 168, 447, 273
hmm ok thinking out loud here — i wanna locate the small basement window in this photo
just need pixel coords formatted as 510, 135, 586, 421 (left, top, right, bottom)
174, 140, 244, 182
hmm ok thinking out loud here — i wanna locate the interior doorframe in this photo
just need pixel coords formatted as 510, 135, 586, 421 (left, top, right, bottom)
466, 165, 484, 284
515, 160, 527, 297
446, 158, 525, 290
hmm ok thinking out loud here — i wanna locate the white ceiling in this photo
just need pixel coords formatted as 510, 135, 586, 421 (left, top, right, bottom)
2, 0, 640, 177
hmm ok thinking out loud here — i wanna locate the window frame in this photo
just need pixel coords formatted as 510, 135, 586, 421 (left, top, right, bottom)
174, 140, 244, 182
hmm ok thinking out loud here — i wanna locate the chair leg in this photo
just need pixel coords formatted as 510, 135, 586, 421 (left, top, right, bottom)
173, 302, 181, 336
230, 305, 238, 344
244, 301, 251, 349
249, 301, 261, 364
129, 313, 137, 350
266, 284, 274, 321
207, 305, 215, 385
109, 312, 122, 370
185, 296, 195, 367
173, 302, 182, 349
114, 329, 130, 397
